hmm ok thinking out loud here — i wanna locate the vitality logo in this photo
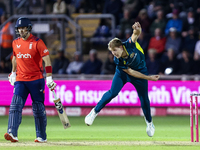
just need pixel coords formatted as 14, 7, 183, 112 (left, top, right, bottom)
17, 52, 32, 58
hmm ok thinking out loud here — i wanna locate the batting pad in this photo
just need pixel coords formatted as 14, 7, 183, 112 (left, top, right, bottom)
32, 102, 47, 140
8, 94, 25, 137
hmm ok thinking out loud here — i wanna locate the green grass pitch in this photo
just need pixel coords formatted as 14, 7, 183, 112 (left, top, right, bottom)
0, 115, 200, 150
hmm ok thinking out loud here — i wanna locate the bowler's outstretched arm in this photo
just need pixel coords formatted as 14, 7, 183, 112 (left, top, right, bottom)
123, 67, 160, 81
131, 22, 142, 43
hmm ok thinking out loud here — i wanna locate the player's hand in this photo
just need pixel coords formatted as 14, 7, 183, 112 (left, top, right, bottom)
8, 72, 16, 86
132, 22, 142, 33
149, 75, 160, 81
46, 76, 57, 91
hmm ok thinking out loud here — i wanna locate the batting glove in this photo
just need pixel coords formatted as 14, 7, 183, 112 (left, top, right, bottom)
8, 72, 16, 86
46, 76, 57, 91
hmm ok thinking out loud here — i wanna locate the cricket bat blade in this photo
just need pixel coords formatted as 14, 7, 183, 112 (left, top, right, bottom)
53, 92, 71, 129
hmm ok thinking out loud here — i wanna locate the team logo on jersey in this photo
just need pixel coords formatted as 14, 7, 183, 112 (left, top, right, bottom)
43, 49, 48, 53
124, 60, 126, 65
130, 52, 135, 58
17, 45, 21, 48
129, 39, 131, 43
29, 42, 33, 49
17, 52, 31, 58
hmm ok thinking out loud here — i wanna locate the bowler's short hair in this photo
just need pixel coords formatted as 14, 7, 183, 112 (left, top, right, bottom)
108, 38, 122, 51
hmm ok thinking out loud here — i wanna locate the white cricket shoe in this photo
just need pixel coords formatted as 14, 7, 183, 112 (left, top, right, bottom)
34, 137, 47, 143
145, 119, 155, 137
85, 108, 98, 126
4, 133, 18, 142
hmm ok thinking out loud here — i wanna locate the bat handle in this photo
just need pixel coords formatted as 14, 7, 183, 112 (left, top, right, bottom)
52, 90, 58, 100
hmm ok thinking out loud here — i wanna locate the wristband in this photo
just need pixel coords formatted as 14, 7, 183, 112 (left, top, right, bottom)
45, 66, 52, 73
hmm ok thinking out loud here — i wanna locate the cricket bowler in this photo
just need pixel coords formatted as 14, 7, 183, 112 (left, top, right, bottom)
85, 22, 160, 137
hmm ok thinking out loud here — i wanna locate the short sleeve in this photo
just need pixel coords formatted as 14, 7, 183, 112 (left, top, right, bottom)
36, 40, 49, 57
124, 37, 136, 47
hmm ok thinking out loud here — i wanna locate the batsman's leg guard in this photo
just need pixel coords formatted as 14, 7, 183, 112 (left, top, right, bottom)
7, 94, 25, 137
32, 102, 47, 140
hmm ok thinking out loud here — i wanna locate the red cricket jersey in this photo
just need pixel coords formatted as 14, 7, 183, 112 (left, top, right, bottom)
13, 34, 49, 81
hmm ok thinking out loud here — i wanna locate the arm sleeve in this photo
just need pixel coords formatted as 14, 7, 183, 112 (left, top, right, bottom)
124, 37, 136, 47
36, 40, 49, 57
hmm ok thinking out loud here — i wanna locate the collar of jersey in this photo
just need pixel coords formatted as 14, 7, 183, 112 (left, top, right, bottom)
123, 45, 129, 57
23, 33, 33, 41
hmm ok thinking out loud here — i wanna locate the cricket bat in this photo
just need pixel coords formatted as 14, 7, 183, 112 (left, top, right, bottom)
53, 90, 71, 129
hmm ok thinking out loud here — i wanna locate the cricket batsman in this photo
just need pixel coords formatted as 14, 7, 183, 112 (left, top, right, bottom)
85, 22, 160, 137
4, 17, 56, 142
